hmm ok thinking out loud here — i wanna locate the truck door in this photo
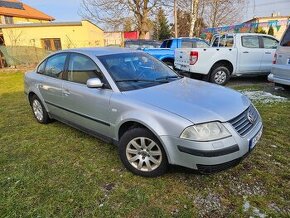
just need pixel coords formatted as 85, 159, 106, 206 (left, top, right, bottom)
238, 35, 264, 73
260, 36, 279, 72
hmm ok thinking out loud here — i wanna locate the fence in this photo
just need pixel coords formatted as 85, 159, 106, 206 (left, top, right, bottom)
0, 46, 50, 68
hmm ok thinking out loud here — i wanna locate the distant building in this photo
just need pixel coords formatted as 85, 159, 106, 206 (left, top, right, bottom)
0, 0, 104, 67
244, 15, 290, 40
1, 21, 104, 50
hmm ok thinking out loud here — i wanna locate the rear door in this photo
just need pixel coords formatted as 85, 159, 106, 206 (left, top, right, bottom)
260, 36, 279, 72
61, 53, 113, 137
38, 53, 68, 117
238, 35, 264, 73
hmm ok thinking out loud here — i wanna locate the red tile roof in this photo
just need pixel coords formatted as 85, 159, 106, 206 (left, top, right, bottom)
0, 0, 54, 21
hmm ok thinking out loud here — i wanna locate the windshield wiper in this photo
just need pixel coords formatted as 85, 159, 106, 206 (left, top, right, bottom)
115, 79, 169, 83
155, 75, 183, 80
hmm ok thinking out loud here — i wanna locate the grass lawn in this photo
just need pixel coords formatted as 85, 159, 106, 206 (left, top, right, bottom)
0, 72, 289, 217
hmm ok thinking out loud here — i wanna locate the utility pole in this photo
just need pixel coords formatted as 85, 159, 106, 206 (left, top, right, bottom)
174, 0, 178, 38
189, 0, 199, 37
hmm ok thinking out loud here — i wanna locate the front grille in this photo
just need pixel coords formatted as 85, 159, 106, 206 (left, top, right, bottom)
229, 105, 259, 137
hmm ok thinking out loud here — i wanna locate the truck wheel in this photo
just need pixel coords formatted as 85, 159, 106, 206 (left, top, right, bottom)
119, 128, 168, 177
210, 66, 230, 85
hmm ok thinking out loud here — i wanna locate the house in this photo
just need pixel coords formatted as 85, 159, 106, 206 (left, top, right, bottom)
0, 0, 104, 67
1, 21, 104, 50
244, 15, 290, 40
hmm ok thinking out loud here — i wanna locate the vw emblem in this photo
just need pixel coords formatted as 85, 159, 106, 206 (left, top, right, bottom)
247, 111, 255, 124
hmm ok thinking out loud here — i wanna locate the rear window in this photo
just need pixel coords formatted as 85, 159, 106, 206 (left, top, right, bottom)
280, 26, 290, 47
242, 36, 260, 48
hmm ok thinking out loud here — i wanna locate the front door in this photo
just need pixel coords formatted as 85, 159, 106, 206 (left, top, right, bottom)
61, 53, 113, 138
238, 35, 264, 73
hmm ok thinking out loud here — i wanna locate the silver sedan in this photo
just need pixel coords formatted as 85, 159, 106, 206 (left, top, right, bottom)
24, 48, 263, 177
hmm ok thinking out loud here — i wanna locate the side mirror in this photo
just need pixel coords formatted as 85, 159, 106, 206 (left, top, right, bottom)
87, 78, 103, 88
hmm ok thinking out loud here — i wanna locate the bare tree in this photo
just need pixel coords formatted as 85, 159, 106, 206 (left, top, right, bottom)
189, 0, 198, 37
81, 0, 162, 39
205, 0, 246, 28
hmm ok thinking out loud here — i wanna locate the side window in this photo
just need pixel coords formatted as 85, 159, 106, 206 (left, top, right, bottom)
280, 26, 290, 47
242, 36, 260, 48
37, 60, 46, 74
181, 41, 194, 48
161, 40, 172, 48
263, 37, 278, 49
43, 53, 67, 78
212, 38, 219, 47
196, 41, 209, 48
67, 54, 103, 84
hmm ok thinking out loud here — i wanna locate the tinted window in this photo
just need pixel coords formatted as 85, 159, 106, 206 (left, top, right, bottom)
280, 26, 290, 47
262, 36, 278, 49
212, 38, 219, 47
242, 36, 260, 48
43, 53, 67, 78
67, 54, 103, 84
160, 40, 172, 48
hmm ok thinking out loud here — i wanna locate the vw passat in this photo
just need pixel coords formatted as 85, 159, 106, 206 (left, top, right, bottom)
24, 48, 263, 177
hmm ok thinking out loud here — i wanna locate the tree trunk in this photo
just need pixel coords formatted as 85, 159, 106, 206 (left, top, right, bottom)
189, 0, 199, 37
174, 0, 178, 38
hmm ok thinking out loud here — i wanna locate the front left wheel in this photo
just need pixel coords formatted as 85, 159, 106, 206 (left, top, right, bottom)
119, 128, 168, 177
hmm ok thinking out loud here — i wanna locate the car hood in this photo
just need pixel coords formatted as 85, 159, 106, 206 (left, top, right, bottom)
124, 78, 250, 124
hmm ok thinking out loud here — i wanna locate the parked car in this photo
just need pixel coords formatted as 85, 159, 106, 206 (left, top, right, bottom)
175, 33, 279, 85
268, 25, 290, 88
143, 37, 209, 67
24, 48, 263, 177
124, 39, 161, 49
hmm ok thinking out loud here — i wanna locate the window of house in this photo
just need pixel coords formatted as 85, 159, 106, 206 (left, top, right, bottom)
41, 53, 67, 78
242, 36, 260, 48
67, 53, 104, 84
41, 38, 62, 51
4, 16, 14, 24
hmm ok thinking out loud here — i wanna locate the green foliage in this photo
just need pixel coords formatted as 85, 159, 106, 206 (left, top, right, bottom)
254, 26, 267, 34
268, 25, 274, 36
152, 8, 172, 41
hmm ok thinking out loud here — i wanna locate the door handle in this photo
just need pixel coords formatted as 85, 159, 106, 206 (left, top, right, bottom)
243, 51, 249, 53
265, 52, 271, 54
63, 89, 70, 96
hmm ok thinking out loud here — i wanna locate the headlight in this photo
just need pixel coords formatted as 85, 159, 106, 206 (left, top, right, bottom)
180, 122, 231, 141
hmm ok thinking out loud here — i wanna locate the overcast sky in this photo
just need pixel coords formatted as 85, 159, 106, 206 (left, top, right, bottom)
22, 0, 290, 23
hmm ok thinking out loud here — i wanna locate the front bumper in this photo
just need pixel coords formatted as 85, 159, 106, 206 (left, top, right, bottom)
160, 121, 263, 172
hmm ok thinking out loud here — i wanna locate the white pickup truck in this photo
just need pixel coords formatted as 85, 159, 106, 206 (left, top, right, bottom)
174, 33, 279, 85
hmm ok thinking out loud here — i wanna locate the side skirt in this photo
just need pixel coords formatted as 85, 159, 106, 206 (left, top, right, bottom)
50, 113, 119, 146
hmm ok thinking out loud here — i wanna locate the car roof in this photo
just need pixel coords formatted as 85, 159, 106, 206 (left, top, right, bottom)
57, 47, 142, 56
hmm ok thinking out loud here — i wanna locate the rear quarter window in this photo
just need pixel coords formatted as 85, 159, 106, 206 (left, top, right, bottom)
280, 26, 290, 47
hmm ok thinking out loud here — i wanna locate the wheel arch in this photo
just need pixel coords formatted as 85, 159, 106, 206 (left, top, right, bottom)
27, 90, 49, 113
116, 118, 173, 164
209, 60, 234, 75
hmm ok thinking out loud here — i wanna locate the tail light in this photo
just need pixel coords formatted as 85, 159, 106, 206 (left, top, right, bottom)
273, 53, 277, 64
190, 51, 198, 65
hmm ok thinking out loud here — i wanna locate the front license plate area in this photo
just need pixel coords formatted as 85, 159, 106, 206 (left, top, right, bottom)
249, 127, 263, 150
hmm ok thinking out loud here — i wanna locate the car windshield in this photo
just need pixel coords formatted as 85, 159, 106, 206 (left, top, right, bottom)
98, 52, 181, 91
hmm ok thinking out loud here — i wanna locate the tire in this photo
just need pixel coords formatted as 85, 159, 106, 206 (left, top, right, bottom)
30, 95, 50, 124
119, 128, 168, 177
209, 65, 230, 85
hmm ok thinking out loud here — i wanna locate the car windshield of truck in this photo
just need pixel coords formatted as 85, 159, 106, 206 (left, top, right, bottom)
98, 52, 181, 91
